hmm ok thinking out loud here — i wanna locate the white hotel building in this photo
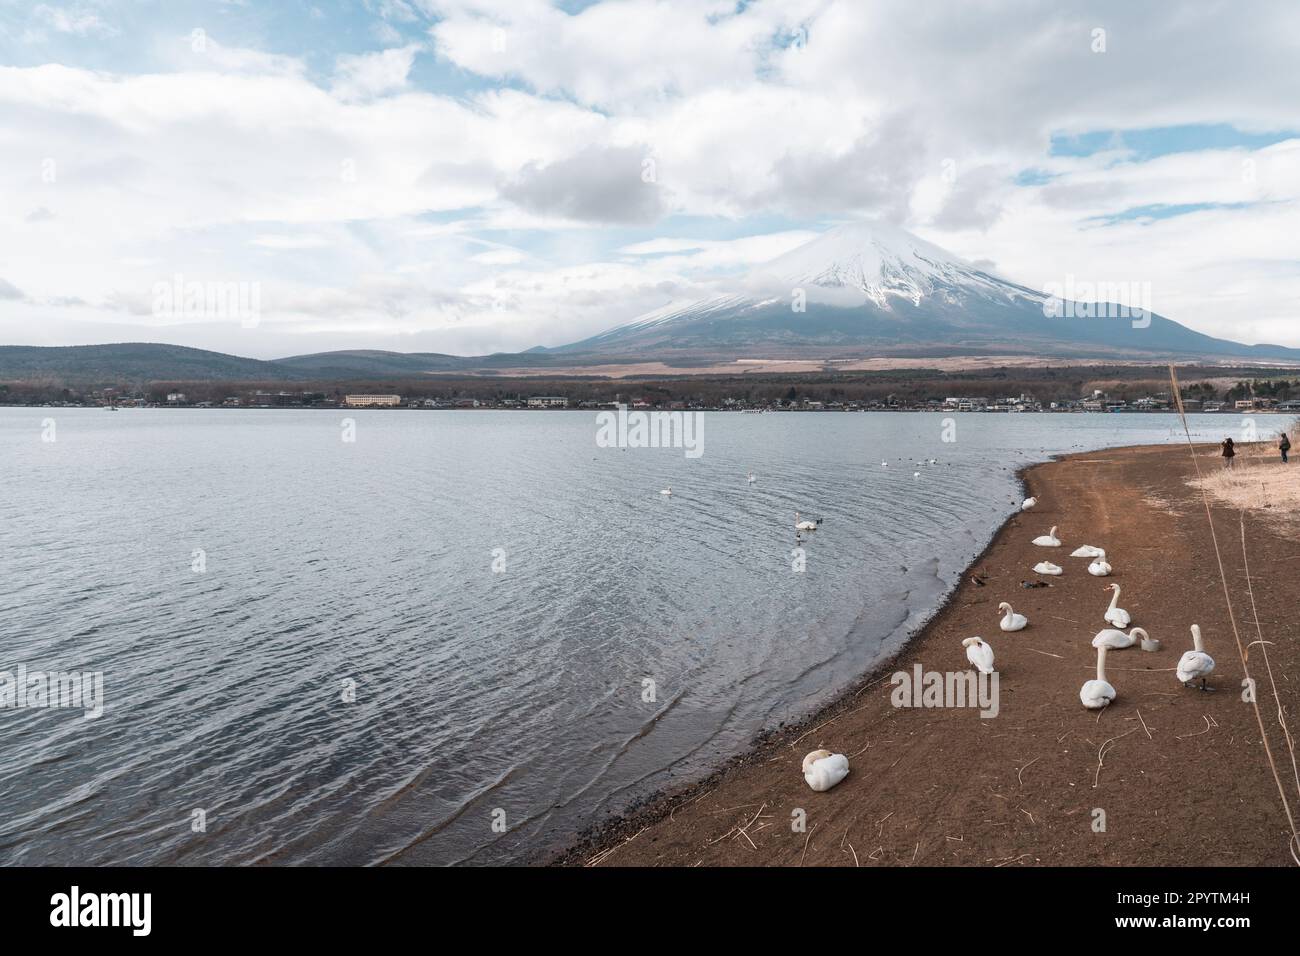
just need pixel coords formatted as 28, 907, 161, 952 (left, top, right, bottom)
343, 394, 402, 407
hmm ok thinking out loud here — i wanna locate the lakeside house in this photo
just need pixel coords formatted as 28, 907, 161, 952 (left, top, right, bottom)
343, 394, 402, 407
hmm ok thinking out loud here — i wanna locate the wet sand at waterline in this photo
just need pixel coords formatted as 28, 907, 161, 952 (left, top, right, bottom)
555, 440, 1300, 866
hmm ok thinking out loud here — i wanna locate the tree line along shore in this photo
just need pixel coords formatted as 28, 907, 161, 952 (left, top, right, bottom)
5, 364, 1300, 412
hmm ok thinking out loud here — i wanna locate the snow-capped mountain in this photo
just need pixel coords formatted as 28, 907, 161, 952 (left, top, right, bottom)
556, 222, 1300, 363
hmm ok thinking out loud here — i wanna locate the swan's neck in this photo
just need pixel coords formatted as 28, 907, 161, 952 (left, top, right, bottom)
1096, 645, 1108, 682
1191, 626, 1204, 653
1107, 588, 1121, 613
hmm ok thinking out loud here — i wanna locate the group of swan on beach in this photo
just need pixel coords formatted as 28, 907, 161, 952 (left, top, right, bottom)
964, 495, 1217, 710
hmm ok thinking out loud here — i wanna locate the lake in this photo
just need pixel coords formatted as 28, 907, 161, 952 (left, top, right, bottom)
0, 408, 1266, 864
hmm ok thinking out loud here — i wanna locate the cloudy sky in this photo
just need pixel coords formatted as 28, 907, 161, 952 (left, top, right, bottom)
1, 0, 1298, 358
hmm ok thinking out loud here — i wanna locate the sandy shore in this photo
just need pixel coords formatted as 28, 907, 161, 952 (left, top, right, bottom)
553, 438, 1300, 866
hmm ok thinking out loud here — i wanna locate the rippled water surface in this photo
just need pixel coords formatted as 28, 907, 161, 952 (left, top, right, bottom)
0, 408, 1252, 864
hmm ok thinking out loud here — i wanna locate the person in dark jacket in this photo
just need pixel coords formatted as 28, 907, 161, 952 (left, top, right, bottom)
1221, 436, 1236, 469
1281, 432, 1292, 464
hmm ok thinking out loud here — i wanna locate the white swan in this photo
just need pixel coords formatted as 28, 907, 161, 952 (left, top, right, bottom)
998, 602, 1028, 631
1103, 583, 1131, 628
1088, 550, 1113, 577
747, 472, 756, 483
1033, 561, 1063, 575
794, 511, 820, 531
1176, 624, 1216, 690
1139, 630, 1161, 652
1071, 545, 1106, 558
1091, 626, 1149, 650
1032, 526, 1061, 547
660, 486, 672, 496
881, 460, 888, 468
913, 471, 921, 479
1080, 644, 1117, 709
962, 636, 995, 674
802, 749, 850, 792
1021, 496, 1037, 511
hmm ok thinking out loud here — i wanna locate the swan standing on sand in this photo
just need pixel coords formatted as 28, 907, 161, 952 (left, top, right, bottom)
1103, 583, 1131, 628
802, 749, 850, 792
1033, 561, 1063, 575
1092, 626, 1150, 650
795, 512, 821, 531
1088, 550, 1113, 577
1176, 624, 1216, 690
1021, 497, 1038, 511
1071, 545, 1106, 558
1032, 526, 1061, 546
962, 637, 995, 674
998, 602, 1028, 631
1080, 644, 1117, 709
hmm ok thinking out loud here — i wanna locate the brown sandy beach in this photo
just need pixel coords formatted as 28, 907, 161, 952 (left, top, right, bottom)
555, 436, 1300, 867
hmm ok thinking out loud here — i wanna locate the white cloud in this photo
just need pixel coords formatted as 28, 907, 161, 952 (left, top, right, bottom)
1, 1, 1299, 355
332, 44, 422, 101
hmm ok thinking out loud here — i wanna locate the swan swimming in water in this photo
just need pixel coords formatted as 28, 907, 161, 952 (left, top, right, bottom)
1088, 551, 1113, 576
802, 749, 850, 792
794, 511, 821, 531
1092, 626, 1149, 650
1032, 526, 1061, 547
1021, 497, 1038, 511
1071, 545, 1106, 558
747, 472, 756, 483
998, 602, 1028, 631
660, 487, 672, 496
1176, 624, 1216, 690
1080, 644, 1117, 709
1103, 583, 1131, 628
962, 636, 995, 674
1033, 561, 1063, 575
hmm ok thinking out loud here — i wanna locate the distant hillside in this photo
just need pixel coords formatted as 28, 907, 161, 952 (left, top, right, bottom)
272, 349, 565, 376
0, 344, 296, 384
0, 343, 578, 386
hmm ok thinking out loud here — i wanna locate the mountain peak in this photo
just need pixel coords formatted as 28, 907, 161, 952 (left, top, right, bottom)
757, 220, 989, 307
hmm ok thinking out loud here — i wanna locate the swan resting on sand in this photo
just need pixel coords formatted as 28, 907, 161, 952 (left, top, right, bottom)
998, 602, 1028, 631
1092, 626, 1150, 650
1103, 583, 1131, 628
1021, 497, 1037, 510
962, 636, 995, 674
1071, 545, 1105, 558
1088, 551, 1113, 576
1177, 625, 1216, 690
1080, 644, 1117, 709
1033, 561, 1063, 575
1032, 526, 1061, 547
802, 750, 850, 792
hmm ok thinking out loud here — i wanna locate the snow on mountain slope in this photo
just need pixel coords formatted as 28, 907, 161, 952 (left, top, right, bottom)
557, 221, 1300, 362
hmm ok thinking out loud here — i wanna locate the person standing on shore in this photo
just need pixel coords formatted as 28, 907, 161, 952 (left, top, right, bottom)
1221, 436, 1236, 469
1280, 432, 1291, 464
